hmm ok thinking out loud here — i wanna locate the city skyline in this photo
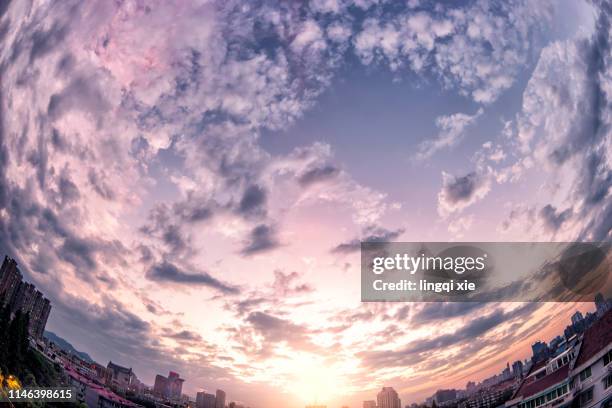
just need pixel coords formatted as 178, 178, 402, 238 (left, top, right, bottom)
0, 0, 610, 407
2, 249, 608, 408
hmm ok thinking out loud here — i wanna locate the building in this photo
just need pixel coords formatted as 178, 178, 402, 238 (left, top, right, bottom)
531, 341, 549, 363
595, 293, 611, 317
461, 380, 516, 408
153, 374, 167, 396
197, 392, 216, 408
153, 371, 184, 400
215, 389, 226, 408
569, 309, 612, 408
0, 256, 52, 340
512, 361, 524, 379
505, 309, 612, 408
105, 361, 133, 393
363, 400, 377, 408
377, 387, 401, 408
506, 355, 573, 408
571, 311, 584, 326
0, 255, 22, 301
65, 366, 139, 408
167, 371, 185, 400
434, 389, 457, 405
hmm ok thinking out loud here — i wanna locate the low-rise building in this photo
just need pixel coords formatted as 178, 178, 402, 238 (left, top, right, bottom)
569, 310, 612, 408
506, 310, 611, 408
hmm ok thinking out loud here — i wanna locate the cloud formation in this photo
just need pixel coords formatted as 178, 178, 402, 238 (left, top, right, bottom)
0, 0, 607, 406
437, 171, 491, 217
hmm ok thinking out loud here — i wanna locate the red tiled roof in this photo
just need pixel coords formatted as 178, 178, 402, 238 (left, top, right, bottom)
574, 309, 612, 368
514, 365, 569, 399
65, 366, 139, 407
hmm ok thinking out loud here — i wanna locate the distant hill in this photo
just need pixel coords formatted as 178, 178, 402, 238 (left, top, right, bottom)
44, 330, 94, 363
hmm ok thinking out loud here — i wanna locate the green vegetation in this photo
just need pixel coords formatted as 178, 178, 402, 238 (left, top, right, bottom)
0, 300, 89, 407
0, 302, 61, 388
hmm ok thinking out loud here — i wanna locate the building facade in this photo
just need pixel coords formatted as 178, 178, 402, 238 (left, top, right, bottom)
197, 391, 217, 408
215, 389, 226, 408
105, 361, 133, 393
506, 310, 612, 408
0, 255, 52, 340
378, 387, 401, 408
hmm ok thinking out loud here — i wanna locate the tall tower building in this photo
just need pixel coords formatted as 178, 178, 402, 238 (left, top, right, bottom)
197, 392, 217, 408
167, 371, 185, 399
377, 387, 401, 408
0, 255, 51, 340
0, 256, 23, 303
215, 389, 226, 408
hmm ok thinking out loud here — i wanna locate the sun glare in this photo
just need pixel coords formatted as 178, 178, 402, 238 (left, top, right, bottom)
289, 356, 351, 405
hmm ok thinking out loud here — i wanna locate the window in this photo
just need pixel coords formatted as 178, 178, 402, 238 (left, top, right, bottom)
605, 374, 612, 390
578, 388, 593, 407
604, 349, 612, 366
579, 367, 592, 381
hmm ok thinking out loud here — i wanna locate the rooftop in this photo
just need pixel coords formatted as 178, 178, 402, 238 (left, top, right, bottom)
66, 366, 139, 407
108, 361, 133, 374
574, 309, 612, 368
513, 364, 569, 400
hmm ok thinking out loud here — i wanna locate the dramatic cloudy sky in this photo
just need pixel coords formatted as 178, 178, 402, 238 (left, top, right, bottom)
0, 0, 610, 406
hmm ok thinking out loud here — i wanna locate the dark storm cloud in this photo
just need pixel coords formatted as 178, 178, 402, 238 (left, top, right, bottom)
411, 302, 485, 325
58, 236, 98, 272
53, 296, 150, 342
170, 192, 214, 223
298, 165, 340, 186
58, 173, 80, 204
88, 168, 115, 200
539, 204, 572, 232
47, 76, 109, 120
140, 204, 190, 254
146, 261, 239, 294
552, 0, 611, 240
30, 23, 70, 63
238, 184, 267, 217
139, 195, 216, 260
0, 178, 128, 284
26, 132, 49, 189
359, 303, 539, 368
442, 172, 481, 203
0, 87, 8, 209
246, 311, 320, 352
581, 201, 612, 241
240, 224, 280, 255
573, 0, 612, 241
0, 0, 11, 19
332, 225, 405, 253
580, 151, 612, 207
165, 329, 203, 342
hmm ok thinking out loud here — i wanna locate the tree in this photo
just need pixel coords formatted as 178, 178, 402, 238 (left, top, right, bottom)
0, 302, 10, 374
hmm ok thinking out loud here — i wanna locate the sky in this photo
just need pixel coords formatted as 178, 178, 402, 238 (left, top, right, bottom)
0, 0, 610, 407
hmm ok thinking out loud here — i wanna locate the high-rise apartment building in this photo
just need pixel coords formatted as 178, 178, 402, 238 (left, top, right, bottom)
377, 387, 401, 408
197, 392, 216, 408
0, 255, 51, 340
215, 389, 226, 408
0, 255, 22, 302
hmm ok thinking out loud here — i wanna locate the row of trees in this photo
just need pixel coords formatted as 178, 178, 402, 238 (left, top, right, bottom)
0, 300, 60, 389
